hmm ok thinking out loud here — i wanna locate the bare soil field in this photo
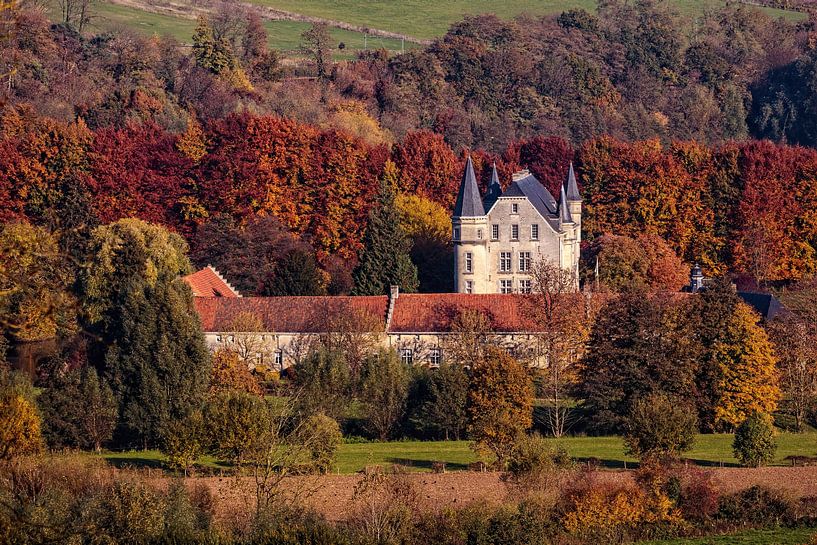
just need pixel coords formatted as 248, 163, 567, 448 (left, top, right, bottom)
162, 466, 817, 522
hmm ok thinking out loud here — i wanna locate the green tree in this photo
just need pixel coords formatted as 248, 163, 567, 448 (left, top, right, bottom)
265, 247, 326, 296
352, 179, 419, 295
578, 290, 698, 433
161, 411, 206, 476
296, 413, 342, 474
293, 349, 351, 422
192, 15, 234, 74
623, 393, 697, 462
359, 350, 411, 440
733, 413, 777, 467
82, 219, 210, 448
204, 390, 269, 467
468, 346, 533, 467
409, 362, 469, 440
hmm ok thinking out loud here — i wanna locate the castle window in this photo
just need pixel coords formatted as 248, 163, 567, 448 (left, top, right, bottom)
491, 224, 499, 240
274, 350, 283, 369
465, 280, 473, 293
519, 252, 531, 272
453, 227, 460, 240
499, 252, 512, 272
511, 224, 519, 240
465, 252, 473, 273
511, 203, 519, 214
477, 229, 483, 239
401, 348, 414, 365
531, 224, 539, 240
429, 348, 442, 366
519, 279, 532, 293
500, 279, 513, 294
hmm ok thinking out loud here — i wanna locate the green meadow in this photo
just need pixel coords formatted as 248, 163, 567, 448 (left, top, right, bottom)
98, 432, 817, 473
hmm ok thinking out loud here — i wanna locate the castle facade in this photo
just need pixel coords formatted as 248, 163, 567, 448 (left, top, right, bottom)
452, 159, 582, 294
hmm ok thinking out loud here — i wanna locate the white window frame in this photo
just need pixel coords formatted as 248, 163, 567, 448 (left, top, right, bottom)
465, 280, 473, 294
500, 279, 513, 294
511, 203, 519, 214
274, 350, 283, 369
465, 252, 472, 273
491, 224, 499, 240
453, 227, 460, 241
531, 224, 539, 240
499, 252, 512, 272
429, 348, 442, 366
511, 224, 519, 240
400, 348, 414, 365
519, 279, 532, 293
519, 252, 531, 272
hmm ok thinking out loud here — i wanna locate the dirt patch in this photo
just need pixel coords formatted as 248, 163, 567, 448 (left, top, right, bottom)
161, 466, 817, 522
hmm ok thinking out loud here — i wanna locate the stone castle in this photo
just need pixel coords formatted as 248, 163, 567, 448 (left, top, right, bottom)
452, 158, 582, 294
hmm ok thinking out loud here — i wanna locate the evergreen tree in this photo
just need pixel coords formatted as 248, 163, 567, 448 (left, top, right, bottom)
266, 247, 326, 296
82, 219, 211, 448
352, 179, 419, 295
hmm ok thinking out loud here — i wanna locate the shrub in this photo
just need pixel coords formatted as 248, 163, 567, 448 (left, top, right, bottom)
0, 370, 42, 459
505, 433, 572, 495
733, 412, 777, 467
623, 394, 697, 462
717, 485, 793, 525
297, 413, 343, 474
161, 411, 206, 475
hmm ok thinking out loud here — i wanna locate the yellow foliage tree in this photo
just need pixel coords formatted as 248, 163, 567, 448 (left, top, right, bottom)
393, 192, 450, 243
210, 348, 262, 395
328, 100, 393, 146
176, 115, 208, 162
467, 346, 533, 466
0, 371, 42, 459
714, 302, 781, 428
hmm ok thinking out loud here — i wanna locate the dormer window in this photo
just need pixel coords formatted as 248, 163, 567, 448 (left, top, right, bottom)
511, 203, 519, 214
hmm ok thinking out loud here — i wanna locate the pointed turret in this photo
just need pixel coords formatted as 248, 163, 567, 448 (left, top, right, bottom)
564, 162, 582, 202
559, 184, 573, 225
483, 162, 502, 211
453, 156, 485, 217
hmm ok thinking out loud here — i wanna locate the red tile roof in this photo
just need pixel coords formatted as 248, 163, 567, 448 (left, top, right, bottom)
193, 296, 389, 332
388, 293, 541, 333
193, 293, 548, 333
183, 266, 241, 298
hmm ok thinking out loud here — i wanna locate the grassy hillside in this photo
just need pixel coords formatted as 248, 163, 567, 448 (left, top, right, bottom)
73, 0, 805, 53
638, 528, 816, 545
246, 0, 806, 40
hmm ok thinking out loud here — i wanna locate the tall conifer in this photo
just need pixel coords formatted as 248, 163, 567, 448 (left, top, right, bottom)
352, 174, 419, 295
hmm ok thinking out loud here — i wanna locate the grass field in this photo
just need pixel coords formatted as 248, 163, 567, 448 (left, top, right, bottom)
245, 0, 806, 40
638, 527, 816, 544
61, 0, 806, 52
72, 2, 414, 52
99, 432, 817, 473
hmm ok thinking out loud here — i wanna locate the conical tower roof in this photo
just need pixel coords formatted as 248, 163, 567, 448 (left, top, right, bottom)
559, 183, 573, 224
565, 162, 582, 201
453, 156, 485, 217
483, 162, 502, 211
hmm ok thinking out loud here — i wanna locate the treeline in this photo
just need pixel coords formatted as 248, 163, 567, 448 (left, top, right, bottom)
4, 0, 817, 150
5, 106, 817, 287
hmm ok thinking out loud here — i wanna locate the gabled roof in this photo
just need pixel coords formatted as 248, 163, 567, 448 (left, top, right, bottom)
483, 163, 502, 212
500, 172, 561, 231
194, 296, 388, 332
565, 162, 582, 201
453, 156, 486, 217
183, 266, 241, 297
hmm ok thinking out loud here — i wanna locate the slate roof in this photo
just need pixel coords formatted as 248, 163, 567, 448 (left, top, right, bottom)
565, 162, 582, 201
559, 184, 573, 224
183, 266, 241, 297
453, 156, 486, 217
194, 296, 389, 332
737, 292, 783, 321
483, 163, 503, 212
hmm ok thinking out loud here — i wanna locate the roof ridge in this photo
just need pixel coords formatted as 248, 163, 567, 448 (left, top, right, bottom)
206, 265, 242, 297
